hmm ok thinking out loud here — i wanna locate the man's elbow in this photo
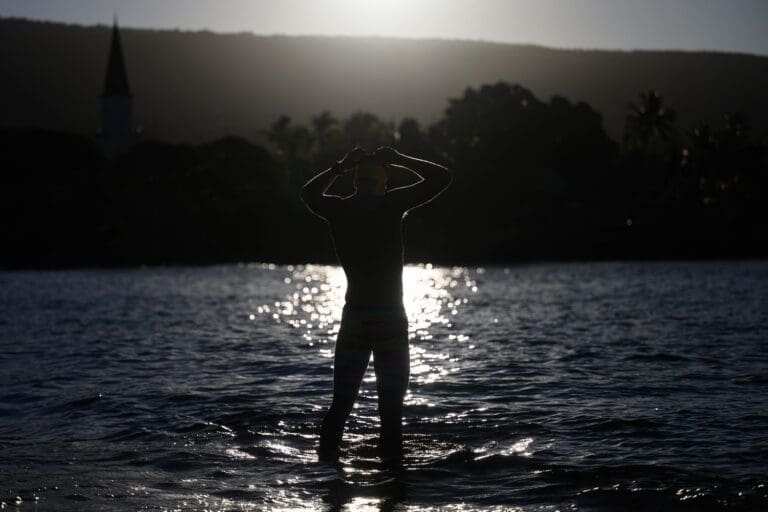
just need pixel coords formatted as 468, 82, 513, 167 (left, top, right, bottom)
300, 197, 321, 218
428, 171, 452, 201
439, 167, 453, 189
300, 190, 319, 214
300, 186, 312, 205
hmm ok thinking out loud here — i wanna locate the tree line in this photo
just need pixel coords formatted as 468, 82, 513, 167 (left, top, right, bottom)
1, 82, 766, 268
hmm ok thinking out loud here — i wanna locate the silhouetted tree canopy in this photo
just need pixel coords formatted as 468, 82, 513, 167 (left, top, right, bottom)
1, 82, 766, 268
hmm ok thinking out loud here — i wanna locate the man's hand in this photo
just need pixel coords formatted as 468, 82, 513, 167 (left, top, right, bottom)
374, 146, 401, 164
339, 147, 366, 170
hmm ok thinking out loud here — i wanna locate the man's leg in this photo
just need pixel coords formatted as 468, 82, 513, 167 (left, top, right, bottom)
318, 332, 370, 459
373, 329, 410, 460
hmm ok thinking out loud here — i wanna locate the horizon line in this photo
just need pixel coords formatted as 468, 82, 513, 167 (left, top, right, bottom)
2, 15, 767, 59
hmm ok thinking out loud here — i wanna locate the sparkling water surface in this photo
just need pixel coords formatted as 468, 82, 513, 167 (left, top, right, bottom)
1, 262, 767, 511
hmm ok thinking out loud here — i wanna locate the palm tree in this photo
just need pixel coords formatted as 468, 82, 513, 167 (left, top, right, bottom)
311, 110, 339, 160
343, 112, 394, 149
266, 115, 314, 187
621, 91, 679, 225
624, 90, 677, 153
266, 115, 293, 157
311, 111, 337, 139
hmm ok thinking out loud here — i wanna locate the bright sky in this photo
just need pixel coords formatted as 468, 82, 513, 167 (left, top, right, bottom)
2, 0, 767, 55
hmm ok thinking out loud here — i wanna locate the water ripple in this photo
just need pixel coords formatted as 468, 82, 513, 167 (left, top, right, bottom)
1, 262, 767, 510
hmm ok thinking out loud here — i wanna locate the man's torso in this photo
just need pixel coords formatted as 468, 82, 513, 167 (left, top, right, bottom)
327, 195, 406, 308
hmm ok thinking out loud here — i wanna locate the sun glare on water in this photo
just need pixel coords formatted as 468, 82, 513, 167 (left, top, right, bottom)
249, 262, 476, 363
237, 263, 545, 510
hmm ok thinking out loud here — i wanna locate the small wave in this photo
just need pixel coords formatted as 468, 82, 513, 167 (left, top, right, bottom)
576, 484, 767, 512
589, 417, 665, 432
63, 393, 103, 408
624, 352, 692, 363
733, 374, 768, 385
151, 452, 211, 472
546, 463, 691, 484
95, 450, 142, 462
98, 425, 156, 441
64, 493, 89, 501
407, 446, 542, 474
210, 489, 261, 499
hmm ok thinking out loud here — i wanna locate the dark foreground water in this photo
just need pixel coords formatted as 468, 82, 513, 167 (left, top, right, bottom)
1, 262, 767, 511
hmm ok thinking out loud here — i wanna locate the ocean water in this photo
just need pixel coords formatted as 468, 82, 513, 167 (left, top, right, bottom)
1, 262, 767, 511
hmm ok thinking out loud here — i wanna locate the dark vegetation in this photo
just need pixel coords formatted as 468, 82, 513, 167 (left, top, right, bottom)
3, 17, 768, 142
2, 83, 766, 267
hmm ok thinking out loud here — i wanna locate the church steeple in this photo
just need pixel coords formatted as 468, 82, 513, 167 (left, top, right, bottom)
102, 18, 132, 97
99, 17, 135, 155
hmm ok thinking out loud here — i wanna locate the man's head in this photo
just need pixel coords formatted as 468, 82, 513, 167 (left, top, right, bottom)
353, 160, 389, 196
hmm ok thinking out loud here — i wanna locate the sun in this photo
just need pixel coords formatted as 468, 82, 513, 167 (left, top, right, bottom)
336, 0, 419, 37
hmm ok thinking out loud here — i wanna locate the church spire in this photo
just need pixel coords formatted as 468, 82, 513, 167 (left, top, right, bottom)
102, 18, 131, 97
99, 16, 135, 155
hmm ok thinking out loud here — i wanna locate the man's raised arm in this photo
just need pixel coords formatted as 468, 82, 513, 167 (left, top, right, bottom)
380, 147, 452, 211
301, 148, 363, 219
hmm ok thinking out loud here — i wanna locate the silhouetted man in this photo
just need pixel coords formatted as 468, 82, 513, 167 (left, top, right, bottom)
301, 146, 451, 461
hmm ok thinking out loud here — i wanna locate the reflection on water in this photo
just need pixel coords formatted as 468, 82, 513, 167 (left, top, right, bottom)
1, 262, 767, 511
251, 264, 475, 393
245, 264, 486, 510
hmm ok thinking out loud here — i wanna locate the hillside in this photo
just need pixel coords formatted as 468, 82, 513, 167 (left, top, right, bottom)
1, 17, 767, 142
